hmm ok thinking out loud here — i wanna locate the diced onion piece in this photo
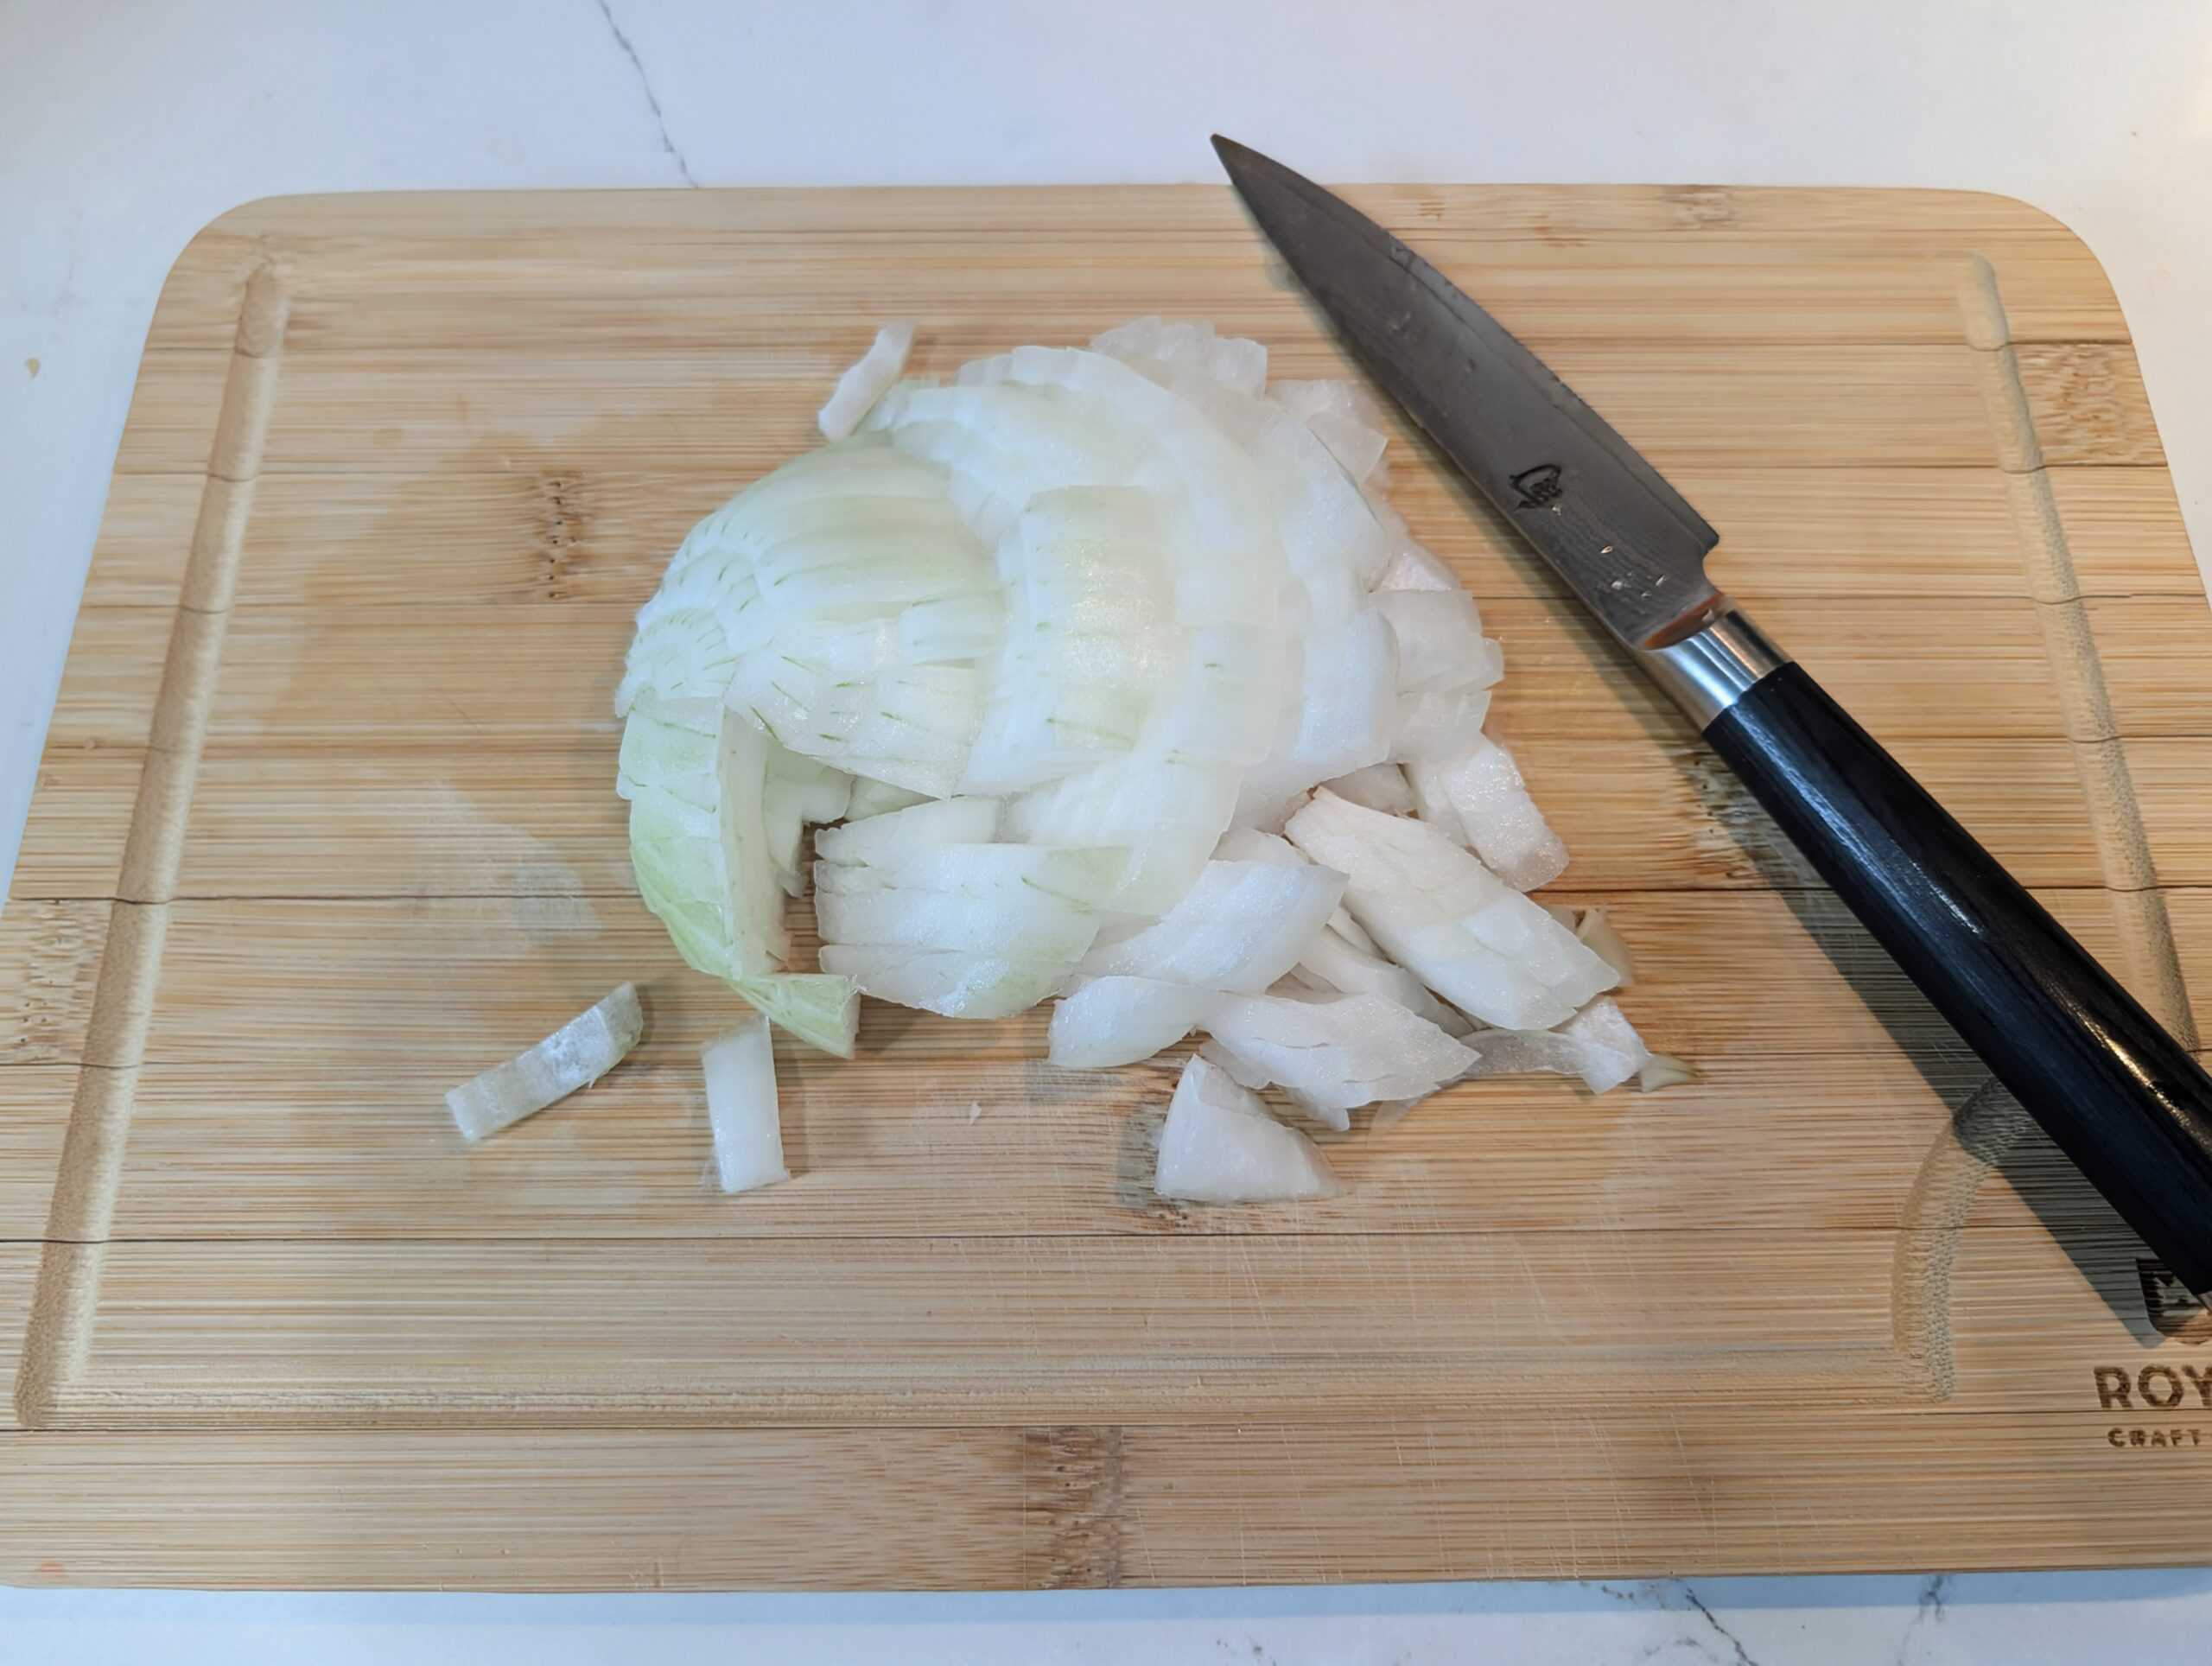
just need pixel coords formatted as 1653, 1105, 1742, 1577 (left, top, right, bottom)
1268, 378, 1390, 483
1295, 924, 1472, 1037
1392, 686, 1493, 765
1213, 826, 1301, 865
1233, 610, 1401, 829
1639, 1051, 1696, 1091
818, 321, 917, 440
446, 983, 644, 1141
1203, 989, 1480, 1118
1323, 760, 1415, 816
1373, 538, 1459, 594
1574, 906, 1637, 987
1213, 826, 1379, 953
702, 1014, 789, 1192
1049, 976, 1219, 1068
1408, 734, 1568, 893
1370, 591, 1503, 694
1154, 1053, 1340, 1204
1463, 997, 1651, 1095
820, 944, 1074, 1020
1286, 791, 1614, 1030
1078, 859, 1345, 994
1198, 1038, 1270, 1090
734, 971, 861, 1058
1091, 315, 1269, 397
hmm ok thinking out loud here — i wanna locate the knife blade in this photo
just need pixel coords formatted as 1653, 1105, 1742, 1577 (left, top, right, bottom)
1215, 134, 2212, 1301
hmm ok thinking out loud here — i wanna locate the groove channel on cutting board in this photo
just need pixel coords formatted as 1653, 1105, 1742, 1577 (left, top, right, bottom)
1959, 252, 2198, 1045
14, 262, 289, 1428
1885, 255, 2206, 1404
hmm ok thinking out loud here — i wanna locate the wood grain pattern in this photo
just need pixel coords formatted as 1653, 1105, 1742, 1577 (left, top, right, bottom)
4, 1409, 2207, 1589
0, 184, 2208, 1586
75, 464, 2203, 615
0, 1425, 1025, 1588
0, 1250, 30, 1430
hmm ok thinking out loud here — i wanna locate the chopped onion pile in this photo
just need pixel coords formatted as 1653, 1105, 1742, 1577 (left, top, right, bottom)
611, 316, 1688, 1205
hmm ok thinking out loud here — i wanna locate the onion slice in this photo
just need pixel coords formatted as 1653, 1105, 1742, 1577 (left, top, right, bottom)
1286, 790, 1615, 1031
1154, 1053, 1340, 1204
702, 1014, 789, 1192
817, 321, 917, 440
1462, 997, 1651, 1095
1049, 975, 1218, 1069
1204, 988, 1480, 1122
446, 983, 644, 1141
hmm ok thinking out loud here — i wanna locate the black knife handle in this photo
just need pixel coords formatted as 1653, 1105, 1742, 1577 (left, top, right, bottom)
1701, 656, 2212, 1298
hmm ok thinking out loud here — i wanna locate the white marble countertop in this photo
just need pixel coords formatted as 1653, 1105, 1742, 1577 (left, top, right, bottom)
4, 1, 2209, 1656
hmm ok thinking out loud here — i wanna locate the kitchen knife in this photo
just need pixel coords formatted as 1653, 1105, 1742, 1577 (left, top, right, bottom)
1213, 135, 2212, 1300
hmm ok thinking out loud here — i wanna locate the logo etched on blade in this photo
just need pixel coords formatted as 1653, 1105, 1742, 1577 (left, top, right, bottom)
1510, 464, 1563, 508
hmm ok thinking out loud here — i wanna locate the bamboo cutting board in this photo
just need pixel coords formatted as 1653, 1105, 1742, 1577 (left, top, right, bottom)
3, 185, 2211, 1589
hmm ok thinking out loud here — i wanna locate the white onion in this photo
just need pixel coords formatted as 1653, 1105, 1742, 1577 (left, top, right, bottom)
1370, 590, 1503, 695
1203, 988, 1480, 1119
818, 944, 1075, 1021
619, 699, 788, 979
1267, 378, 1391, 483
612, 315, 1678, 1195
1408, 734, 1570, 892
1211, 825, 1379, 956
446, 983, 644, 1141
1372, 538, 1459, 594
1286, 790, 1615, 1030
734, 972, 860, 1059
817, 321, 917, 440
1078, 859, 1345, 994
1154, 1053, 1340, 1204
1463, 997, 1651, 1095
702, 1014, 790, 1192
1048, 975, 1217, 1068
1322, 760, 1416, 817
1294, 924, 1473, 1038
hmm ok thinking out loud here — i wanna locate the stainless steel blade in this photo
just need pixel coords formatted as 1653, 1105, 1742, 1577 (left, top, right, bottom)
1213, 136, 1721, 648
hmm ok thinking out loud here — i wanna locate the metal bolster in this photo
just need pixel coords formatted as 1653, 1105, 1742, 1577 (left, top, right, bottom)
1638, 604, 1790, 728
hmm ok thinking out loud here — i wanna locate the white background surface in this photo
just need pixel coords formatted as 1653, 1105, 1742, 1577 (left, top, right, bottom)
3, 0, 2209, 1657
